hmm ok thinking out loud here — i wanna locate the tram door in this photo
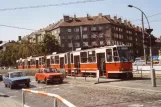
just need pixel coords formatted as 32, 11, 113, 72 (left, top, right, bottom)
22, 62, 24, 69
28, 61, 30, 69
36, 60, 38, 68
60, 57, 64, 68
97, 53, 106, 76
46, 59, 50, 68
67, 53, 71, 73
74, 55, 80, 74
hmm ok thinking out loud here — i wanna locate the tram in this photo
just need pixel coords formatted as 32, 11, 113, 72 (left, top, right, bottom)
17, 45, 133, 78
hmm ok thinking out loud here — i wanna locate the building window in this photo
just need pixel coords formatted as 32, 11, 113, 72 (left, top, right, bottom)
68, 43, 72, 47
91, 26, 96, 31
83, 42, 88, 46
67, 28, 71, 32
61, 44, 64, 47
75, 35, 80, 40
68, 35, 72, 39
119, 28, 122, 32
74, 28, 79, 32
75, 42, 80, 47
99, 26, 103, 30
100, 41, 104, 45
92, 41, 97, 46
83, 27, 88, 31
91, 34, 96, 38
83, 34, 88, 39
99, 33, 103, 38
61, 36, 65, 39
106, 41, 111, 45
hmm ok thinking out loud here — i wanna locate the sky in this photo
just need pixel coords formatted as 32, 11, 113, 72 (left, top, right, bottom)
0, 0, 161, 42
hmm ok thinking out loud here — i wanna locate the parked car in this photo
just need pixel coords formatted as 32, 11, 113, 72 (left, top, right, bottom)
35, 68, 64, 85
3, 71, 30, 89
133, 60, 146, 66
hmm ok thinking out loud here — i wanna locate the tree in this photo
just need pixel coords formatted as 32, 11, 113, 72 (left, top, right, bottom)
0, 33, 61, 67
43, 32, 61, 54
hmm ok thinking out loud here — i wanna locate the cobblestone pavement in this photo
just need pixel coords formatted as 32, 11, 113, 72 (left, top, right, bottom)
129, 78, 161, 85
25, 78, 161, 107
1, 77, 161, 107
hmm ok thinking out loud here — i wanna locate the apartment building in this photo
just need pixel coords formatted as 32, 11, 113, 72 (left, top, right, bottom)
22, 13, 152, 58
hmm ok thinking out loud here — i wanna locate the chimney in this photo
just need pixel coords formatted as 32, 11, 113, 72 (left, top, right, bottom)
132, 24, 135, 28
106, 15, 111, 19
87, 14, 89, 18
63, 15, 70, 22
127, 21, 132, 27
74, 14, 76, 19
114, 16, 117, 23
118, 18, 122, 24
98, 13, 102, 18
124, 20, 127, 25
18, 36, 21, 41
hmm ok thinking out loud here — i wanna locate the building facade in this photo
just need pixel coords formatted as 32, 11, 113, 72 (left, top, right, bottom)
21, 13, 152, 58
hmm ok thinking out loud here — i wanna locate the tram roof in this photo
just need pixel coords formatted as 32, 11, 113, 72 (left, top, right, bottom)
71, 45, 130, 53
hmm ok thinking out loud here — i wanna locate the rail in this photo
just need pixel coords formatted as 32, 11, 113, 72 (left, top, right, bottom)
22, 89, 76, 107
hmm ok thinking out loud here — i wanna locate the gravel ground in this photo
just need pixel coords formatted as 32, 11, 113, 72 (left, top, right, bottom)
0, 97, 21, 107
24, 78, 161, 107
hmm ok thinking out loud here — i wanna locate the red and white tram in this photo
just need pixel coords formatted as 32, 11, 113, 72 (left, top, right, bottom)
17, 45, 133, 78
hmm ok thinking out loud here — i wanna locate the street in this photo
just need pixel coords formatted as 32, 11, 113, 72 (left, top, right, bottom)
0, 76, 161, 107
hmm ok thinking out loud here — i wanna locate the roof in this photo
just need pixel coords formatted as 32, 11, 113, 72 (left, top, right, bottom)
59, 16, 111, 27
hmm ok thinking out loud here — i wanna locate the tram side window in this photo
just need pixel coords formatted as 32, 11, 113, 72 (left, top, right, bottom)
71, 54, 73, 63
25, 60, 27, 66
51, 56, 55, 64
39, 58, 42, 65
19, 61, 22, 66
55, 56, 59, 64
41, 57, 45, 65
88, 51, 96, 62
81, 52, 87, 63
31, 59, 36, 65
113, 48, 119, 61
106, 49, 112, 62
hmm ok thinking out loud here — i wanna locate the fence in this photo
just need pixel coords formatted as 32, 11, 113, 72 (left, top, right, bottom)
132, 68, 161, 79
22, 89, 76, 107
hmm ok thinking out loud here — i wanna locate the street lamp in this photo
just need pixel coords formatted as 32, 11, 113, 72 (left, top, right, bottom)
128, 5, 146, 64
128, 5, 156, 87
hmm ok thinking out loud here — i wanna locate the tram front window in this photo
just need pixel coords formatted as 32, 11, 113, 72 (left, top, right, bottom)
117, 47, 131, 62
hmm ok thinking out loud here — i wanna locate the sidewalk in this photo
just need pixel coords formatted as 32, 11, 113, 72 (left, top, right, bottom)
0, 93, 21, 107
66, 76, 161, 93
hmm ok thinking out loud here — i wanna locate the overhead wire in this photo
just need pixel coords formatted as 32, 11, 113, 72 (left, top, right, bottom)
0, 24, 35, 31
0, 0, 105, 11
132, 12, 161, 22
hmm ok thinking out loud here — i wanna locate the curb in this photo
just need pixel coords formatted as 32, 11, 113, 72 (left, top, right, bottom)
97, 84, 161, 93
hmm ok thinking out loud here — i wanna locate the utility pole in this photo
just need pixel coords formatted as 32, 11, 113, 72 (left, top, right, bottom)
141, 12, 146, 63
128, 5, 156, 87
